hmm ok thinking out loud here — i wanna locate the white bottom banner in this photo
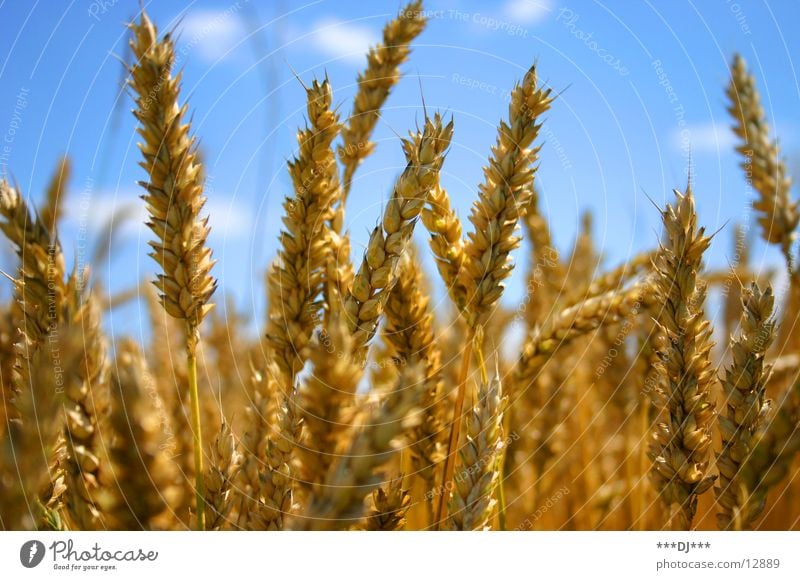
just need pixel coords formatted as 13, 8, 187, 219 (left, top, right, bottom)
1, 531, 797, 579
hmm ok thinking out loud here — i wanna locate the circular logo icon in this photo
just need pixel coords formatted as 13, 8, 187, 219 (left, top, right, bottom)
20, 540, 46, 568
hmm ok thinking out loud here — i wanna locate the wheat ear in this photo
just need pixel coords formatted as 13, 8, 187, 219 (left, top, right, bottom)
437, 65, 552, 527
338, 0, 427, 198
343, 113, 453, 354
727, 54, 798, 263
203, 421, 241, 530
266, 78, 341, 381
715, 283, 775, 530
128, 12, 216, 529
648, 186, 716, 531
448, 373, 505, 530
421, 180, 467, 309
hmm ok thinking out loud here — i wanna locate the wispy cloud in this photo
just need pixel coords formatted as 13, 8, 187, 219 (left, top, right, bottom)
307, 18, 378, 64
179, 9, 246, 63
672, 121, 735, 154
64, 189, 253, 243
504, 0, 553, 24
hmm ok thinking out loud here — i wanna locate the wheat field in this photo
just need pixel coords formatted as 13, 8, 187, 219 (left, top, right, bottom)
1, 2, 799, 532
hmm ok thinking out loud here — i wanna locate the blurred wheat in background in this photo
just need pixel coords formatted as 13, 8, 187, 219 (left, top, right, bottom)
1, 2, 799, 532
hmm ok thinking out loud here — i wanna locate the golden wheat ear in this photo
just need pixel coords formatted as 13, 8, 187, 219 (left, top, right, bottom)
338, 0, 427, 199
648, 186, 716, 531
265, 77, 341, 385
715, 283, 775, 530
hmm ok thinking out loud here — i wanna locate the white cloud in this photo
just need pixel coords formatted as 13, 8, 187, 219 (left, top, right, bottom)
179, 9, 245, 63
308, 19, 379, 64
671, 122, 735, 154
63, 189, 252, 244
504, 0, 553, 24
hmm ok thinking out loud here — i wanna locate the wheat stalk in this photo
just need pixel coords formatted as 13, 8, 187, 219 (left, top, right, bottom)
128, 12, 216, 530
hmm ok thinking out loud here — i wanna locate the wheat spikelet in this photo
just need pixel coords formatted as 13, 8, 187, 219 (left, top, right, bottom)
460, 64, 553, 327
365, 476, 411, 530
343, 113, 453, 353
338, 0, 427, 198
104, 341, 181, 530
299, 365, 424, 530
727, 54, 798, 260
648, 186, 716, 531
384, 252, 443, 504
266, 78, 341, 381
448, 374, 505, 530
715, 283, 775, 530
297, 318, 363, 487
40, 155, 70, 235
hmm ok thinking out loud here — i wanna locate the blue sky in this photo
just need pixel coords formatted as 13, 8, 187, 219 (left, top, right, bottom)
1, 0, 799, 337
